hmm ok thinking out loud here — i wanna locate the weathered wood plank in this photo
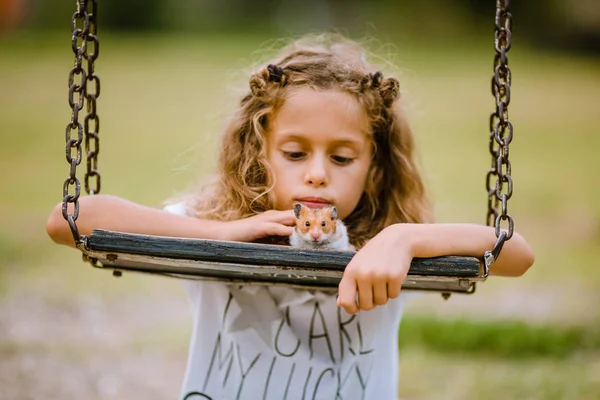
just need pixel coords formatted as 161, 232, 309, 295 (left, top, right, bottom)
88, 229, 481, 277
82, 249, 480, 293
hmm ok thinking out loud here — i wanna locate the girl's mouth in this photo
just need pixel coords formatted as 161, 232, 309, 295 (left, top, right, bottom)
296, 197, 331, 209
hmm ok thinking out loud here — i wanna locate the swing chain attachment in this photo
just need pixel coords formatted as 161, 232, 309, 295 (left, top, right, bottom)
485, 0, 514, 273
62, 0, 101, 245
483, 231, 507, 278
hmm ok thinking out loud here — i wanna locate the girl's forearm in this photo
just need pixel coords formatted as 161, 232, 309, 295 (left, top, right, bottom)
46, 194, 224, 247
389, 223, 534, 277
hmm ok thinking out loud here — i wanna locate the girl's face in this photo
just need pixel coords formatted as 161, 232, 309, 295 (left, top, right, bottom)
266, 88, 372, 219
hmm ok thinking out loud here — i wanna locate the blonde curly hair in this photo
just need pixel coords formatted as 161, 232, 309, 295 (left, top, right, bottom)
185, 34, 433, 249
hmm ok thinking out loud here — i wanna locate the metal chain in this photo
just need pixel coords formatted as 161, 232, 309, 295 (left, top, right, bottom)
484, 0, 514, 274
84, 0, 101, 196
62, 0, 101, 245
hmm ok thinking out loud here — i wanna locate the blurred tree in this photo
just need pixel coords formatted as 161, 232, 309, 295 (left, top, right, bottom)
460, 0, 600, 53
164, 0, 277, 32
0, 0, 28, 34
4, 0, 598, 54
100, 0, 165, 31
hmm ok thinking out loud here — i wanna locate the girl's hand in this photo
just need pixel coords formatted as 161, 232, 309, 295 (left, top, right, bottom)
337, 225, 412, 314
220, 210, 296, 242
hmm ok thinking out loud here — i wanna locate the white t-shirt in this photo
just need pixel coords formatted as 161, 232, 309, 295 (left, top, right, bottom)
164, 203, 410, 400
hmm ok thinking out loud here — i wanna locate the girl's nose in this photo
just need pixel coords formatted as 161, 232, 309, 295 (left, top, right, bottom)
305, 156, 328, 187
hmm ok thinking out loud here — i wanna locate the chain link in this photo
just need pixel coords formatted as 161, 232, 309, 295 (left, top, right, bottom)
486, 0, 514, 239
484, 0, 514, 274
84, 0, 101, 196
62, 0, 100, 244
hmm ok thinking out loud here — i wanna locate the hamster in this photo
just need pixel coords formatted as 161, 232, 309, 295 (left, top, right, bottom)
289, 203, 355, 251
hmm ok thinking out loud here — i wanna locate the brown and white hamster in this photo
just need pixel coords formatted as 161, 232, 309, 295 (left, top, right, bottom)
289, 203, 354, 251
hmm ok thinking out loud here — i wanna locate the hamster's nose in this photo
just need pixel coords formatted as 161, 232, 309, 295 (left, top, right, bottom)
311, 232, 321, 241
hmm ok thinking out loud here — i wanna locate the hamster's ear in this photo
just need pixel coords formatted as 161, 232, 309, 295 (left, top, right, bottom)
330, 206, 338, 220
293, 203, 302, 219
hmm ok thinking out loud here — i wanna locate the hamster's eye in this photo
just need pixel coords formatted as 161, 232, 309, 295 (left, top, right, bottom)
321, 221, 326, 227
305, 221, 310, 227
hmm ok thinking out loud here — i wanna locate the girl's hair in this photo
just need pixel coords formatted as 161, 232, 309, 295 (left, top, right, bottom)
186, 34, 433, 248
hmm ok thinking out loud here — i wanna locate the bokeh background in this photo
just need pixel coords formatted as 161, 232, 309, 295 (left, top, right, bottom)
1, 0, 599, 399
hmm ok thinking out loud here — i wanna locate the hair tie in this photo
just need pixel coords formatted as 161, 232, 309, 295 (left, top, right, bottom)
267, 64, 284, 83
370, 71, 383, 89
360, 71, 384, 92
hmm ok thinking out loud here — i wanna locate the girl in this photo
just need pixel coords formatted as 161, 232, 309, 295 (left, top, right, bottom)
46, 34, 534, 399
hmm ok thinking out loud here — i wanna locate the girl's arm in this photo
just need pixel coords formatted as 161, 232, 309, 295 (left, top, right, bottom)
337, 223, 535, 314
46, 194, 295, 247
398, 223, 534, 277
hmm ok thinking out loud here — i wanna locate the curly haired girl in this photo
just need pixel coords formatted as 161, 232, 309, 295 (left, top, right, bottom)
47, 34, 534, 399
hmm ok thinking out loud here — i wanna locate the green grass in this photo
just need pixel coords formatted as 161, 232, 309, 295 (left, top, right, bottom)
399, 317, 600, 359
1, 32, 599, 398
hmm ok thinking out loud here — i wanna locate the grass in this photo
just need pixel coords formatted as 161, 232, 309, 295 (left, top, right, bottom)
399, 317, 600, 359
1, 31, 599, 398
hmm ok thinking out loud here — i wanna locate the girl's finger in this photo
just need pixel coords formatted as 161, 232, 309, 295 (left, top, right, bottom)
265, 222, 294, 237
387, 279, 402, 299
337, 276, 359, 314
264, 210, 296, 225
372, 280, 389, 306
356, 279, 374, 311
276, 210, 296, 225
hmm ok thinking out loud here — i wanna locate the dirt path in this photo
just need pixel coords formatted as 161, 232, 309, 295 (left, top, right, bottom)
0, 291, 189, 400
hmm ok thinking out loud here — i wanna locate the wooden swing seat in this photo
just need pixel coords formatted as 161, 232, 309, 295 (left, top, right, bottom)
81, 229, 484, 294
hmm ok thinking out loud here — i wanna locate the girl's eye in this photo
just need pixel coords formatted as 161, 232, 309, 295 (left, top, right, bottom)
305, 221, 310, 227
284, 152, 306, 160
331, 155, 353, 165
321, 221, 326, 227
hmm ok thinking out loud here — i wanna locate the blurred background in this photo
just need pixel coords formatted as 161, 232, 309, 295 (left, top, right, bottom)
1, 0, 599, 399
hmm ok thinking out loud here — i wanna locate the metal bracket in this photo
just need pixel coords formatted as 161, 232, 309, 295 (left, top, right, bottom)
483, 231, 507, 278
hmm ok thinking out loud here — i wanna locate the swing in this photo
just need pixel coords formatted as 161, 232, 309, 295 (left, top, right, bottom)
61, 0, 515, 298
